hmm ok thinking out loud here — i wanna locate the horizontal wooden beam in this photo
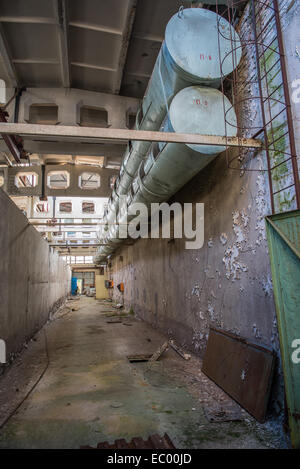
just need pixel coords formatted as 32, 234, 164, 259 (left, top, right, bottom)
49, 243, 105, 247
31, 222, 101, 226
0, 123, 262, 149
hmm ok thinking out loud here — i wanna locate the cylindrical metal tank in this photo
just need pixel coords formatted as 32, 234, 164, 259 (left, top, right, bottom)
105, 7, 241, 228
94, 86, 237, 263
131, 85, 237, 208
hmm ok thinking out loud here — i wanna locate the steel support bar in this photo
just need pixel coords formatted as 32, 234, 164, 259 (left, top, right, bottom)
29, 217, 103, 220
251, 0, 275, 213
53, 0, 70, 88
30, 221, 101, 228
49, 244, 105, 247
0, 123, 262, 149
31, 222, 143, 226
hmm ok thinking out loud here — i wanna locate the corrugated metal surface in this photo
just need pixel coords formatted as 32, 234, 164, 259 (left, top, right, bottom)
202, 327, 275, 423
266, 210, 300, 449
81, 433, 175, 449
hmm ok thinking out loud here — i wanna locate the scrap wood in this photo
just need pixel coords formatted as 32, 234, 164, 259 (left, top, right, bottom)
127, 341, 169, 364
148, 341, 169, 363
127, 354, 153, 362
106, 319, 122, 324
203, 401, 243, 423
169, 340, 191, 360
66, 301, 80, 308
104, 312, 129, 317
52, 306, 72, 321
127, 339, 190, 365
127, 340, 188, 364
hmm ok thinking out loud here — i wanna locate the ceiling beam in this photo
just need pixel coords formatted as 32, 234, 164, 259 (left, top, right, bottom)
0, 23, 19, 87
0, 16, 56, 24
31, 222, 101, 226
13, 59, 60, 64
113, 0, 137, 95
0, 123, 263, 149
53, 0, 70, 88
70, 62, 116, 72
49, 243, 105, 247
132, 32, 163, 42
69, 21, 122, 35
125, 71, 151, 78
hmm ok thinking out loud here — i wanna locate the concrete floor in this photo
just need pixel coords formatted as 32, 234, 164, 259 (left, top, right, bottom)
0, 297, 286, 449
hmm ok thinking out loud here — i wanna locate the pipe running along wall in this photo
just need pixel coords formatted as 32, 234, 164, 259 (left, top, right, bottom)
95, 86, 237, 263
99, 7, 241, 243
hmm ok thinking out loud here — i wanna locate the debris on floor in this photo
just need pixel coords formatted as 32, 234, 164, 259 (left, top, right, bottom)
80, 433, 175, 449
127, 339, 191, 364
110, 402, 124, 408
148, 341, 169, 363
127, 354, 153, 362
169, 340, 191, 360
0, 297, 287, 449
112, 303, 124, 309
203, 401, 244, 423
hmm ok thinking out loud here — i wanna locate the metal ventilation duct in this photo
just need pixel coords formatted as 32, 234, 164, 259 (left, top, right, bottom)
101, 8, 241, 237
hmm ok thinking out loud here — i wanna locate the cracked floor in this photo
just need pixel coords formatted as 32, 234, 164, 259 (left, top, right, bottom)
0, 297, 286, 449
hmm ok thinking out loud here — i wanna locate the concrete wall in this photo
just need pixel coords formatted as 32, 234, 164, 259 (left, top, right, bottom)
0, 189, 71, 362
6, 88, 139, 129
109, 148, 278, 349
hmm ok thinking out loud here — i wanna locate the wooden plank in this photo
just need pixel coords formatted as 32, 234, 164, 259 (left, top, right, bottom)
202, 327, 275, 423
0, 123, 262, 148
148, 341, 169, 363
169, 340, 191, 360
127, 354, 152, 362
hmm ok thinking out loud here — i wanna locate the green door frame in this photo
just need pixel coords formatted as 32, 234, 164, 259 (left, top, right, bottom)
266, 210, 300, 448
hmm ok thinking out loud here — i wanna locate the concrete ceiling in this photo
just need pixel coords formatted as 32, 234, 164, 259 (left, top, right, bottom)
0, 0, 240, 99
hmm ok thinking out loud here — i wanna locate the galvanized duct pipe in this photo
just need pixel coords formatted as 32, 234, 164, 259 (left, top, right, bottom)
95, 86, 237, 263
99, 7, 241, 241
